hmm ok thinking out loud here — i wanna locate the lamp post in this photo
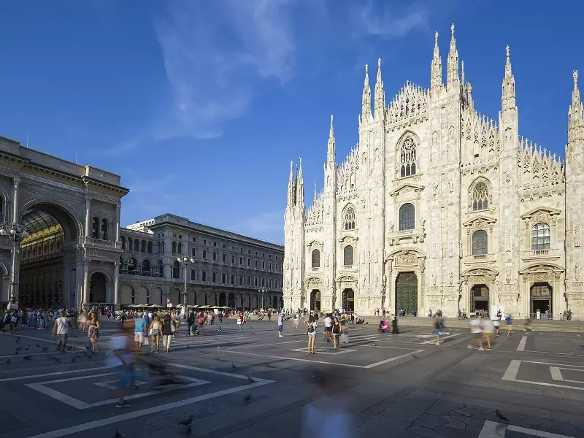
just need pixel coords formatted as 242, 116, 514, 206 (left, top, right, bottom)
258, 287, 267, 310
177, 256, 194, 307
0, 223, 27, 309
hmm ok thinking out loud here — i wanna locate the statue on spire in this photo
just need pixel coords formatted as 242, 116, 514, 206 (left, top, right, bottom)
327, 114, 336, 163
501, 44, 516, 112
447, 23, 459, 88
374, 57, 385, 119
296, 157, 304, 207
569, 69, 584, 146
431, 31, 443, 92
361, 64, 372, 123
287, 160, 296, 207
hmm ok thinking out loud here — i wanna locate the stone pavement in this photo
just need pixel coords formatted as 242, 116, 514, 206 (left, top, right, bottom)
1, 319, 584, 437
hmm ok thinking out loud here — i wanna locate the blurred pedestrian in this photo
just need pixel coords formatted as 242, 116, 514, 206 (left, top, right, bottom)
87, 312, 100, 353
52, 311, 70, 352
277, 312, 284, 338
306, 314, 317, 354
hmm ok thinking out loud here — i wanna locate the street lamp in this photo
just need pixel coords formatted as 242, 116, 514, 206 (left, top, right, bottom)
0, 223, 27, 308
177, 256, 195, 307
258, 287, 267, 310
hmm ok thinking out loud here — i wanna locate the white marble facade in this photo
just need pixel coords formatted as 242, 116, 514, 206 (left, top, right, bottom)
284, 26, 584, 320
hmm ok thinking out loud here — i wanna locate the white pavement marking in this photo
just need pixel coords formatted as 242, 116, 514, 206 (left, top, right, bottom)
550, 366, 564, 381
502, 359, 521, 381
478, 420, 574, 438
0, 332, 85, 350
502, 360, 584, 391
291, 348, 356, 355
220, 348, 423, 369
25, 380, 273, 438
517, 335, 528, 351
0, 366, 110, 383
362, 350, 424, 369
420, 333, 461, 344
26, 373, 210, 409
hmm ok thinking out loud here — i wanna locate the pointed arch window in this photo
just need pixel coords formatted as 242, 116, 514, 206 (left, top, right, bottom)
400, 137, 417, 177
343, 207, 356, 230
472, 230, 488, 256
399, 203, 415, 231
311, 249, 320, 269
472, 182, 489, 211
531, 223, 550, 252
343, 245, 354, 267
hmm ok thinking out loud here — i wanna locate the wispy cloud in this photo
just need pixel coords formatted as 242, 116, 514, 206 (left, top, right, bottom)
231, 210, 284, 244
153, 0, 295, 140
357, 1, 429, 38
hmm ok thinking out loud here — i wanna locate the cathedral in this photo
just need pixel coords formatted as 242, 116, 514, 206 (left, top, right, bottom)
283, 25, 584, 320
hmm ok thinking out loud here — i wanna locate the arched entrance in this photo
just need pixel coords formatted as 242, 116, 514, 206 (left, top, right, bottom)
228, 293, 235, 308
272, 295, 278, 309
395, 272, 417, 316
219, 293, 226, 307
530, 282, 552, 318
310, 289, 321, 312
18, 202, 80, 308
342, 288, 354, 312
471, 284, 489, 315
89, 272, 106, 303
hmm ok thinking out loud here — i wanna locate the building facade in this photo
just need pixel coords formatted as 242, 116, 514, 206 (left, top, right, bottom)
0, 146, 284, 311
118, 214, 284, 310
284, 26, 584, 320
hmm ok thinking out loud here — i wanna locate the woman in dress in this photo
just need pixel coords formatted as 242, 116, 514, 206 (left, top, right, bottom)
87, 312, 100, 352
149, 315, 162, 352
306, 314, 317, 354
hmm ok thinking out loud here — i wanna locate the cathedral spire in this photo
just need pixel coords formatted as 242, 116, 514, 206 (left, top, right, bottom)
430, 31, 443, 92
361, 64, 372, 123
501, 45, 516, 112
296, 157, 304, 208
287, 160, 296, 207
569, 70, 584, 146
447, 23, 459, 89
327, 114, 336, 162
374, 58, 385, 119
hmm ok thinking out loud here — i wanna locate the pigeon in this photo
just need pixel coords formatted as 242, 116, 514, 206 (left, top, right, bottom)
35, 343, 41, 348
23, 355, 32, 361
231, 362, 237, 369
5, 359, 11, 365
71, 356, 77, 363
495, 409, 510, 422
41, 347, 48, 353
15, 337, 21, 343
177, 424, 192, 435
113, 429, 125, 438
177, 415, 193, 426
243, 393, 252, 404
247, 376, 255, 383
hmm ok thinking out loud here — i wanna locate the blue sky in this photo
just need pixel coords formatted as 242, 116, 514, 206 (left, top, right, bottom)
0, 1, 581, 244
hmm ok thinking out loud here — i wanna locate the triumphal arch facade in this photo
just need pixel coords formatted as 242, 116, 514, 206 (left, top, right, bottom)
0, 136, 127, 309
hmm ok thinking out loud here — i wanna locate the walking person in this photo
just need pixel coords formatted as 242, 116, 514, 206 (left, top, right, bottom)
505, 314, 513, 336
331, 317, 342, 350
432, 311, 445, 345
162, 314, 173, 353
149, 315, 162, 352
87, 313, 100, 353
323, 313, 332, 345
306, 314, 317, 354
52, 311, 70, 352
277, 312, 284, 338
187, 311, 195, 336
134, 312, 146, 352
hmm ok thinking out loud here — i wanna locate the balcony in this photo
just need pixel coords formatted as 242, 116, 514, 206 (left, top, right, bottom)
521, 248, 561, 261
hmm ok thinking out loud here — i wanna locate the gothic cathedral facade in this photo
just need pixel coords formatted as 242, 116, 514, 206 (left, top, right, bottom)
283, 26, 584, 320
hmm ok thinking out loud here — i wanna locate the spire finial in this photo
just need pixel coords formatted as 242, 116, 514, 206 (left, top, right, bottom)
574, 69, 579, 90
506, 44, 511, 60
447, 23, 459, 87
329, 114, 334, 136
434, 31, 438, 47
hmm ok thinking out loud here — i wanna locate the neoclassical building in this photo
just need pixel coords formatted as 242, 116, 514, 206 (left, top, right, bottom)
284, 26, 584, 319
0, 143, 283, 310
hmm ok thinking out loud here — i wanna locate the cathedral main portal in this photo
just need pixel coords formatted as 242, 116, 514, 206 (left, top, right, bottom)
396, 272, 418, 316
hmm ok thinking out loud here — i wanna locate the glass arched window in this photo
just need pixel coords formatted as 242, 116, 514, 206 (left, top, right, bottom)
344, 207, 356, 230
142, 259, 151, 274
472, 182, 489, 211
343, 245, 354, 267
532, 223, 550, 252
472, 230, 488, 256
311, 249, 320, 269
400, 137, 417, 177
172, 260, 180, 279
399, 203, 415, 231
172, 241, 177, 255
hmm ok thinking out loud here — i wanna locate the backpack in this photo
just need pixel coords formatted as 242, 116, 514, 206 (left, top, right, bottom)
307, 323, 315, 334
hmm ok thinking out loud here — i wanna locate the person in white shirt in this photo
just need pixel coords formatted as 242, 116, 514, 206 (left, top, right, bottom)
323, 314, 332, 344
52, 311, 70, 352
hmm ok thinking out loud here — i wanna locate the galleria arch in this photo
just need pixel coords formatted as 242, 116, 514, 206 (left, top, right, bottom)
0, 137, 127, 309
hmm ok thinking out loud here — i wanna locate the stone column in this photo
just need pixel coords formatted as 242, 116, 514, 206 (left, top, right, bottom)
114, 202, 120, 245
82, 258, 89, 305
8, 177, 20, 304
84, 197, 91, 240
113, 260, 120, 307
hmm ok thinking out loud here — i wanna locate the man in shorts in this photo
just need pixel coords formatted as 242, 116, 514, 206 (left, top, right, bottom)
323, 313, 332, 344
